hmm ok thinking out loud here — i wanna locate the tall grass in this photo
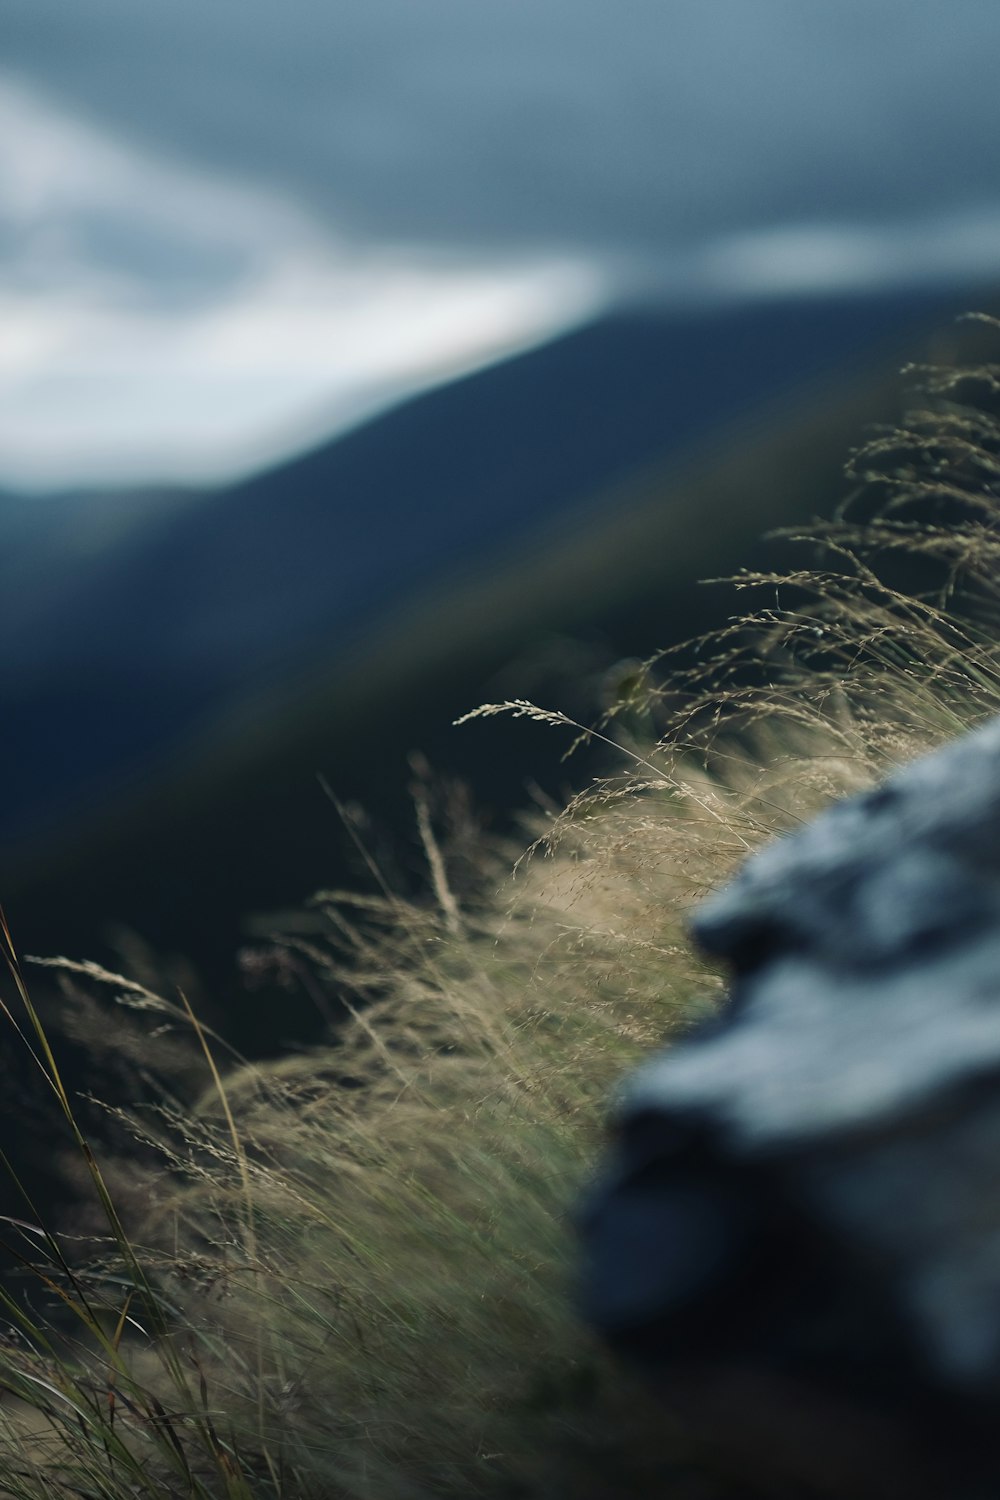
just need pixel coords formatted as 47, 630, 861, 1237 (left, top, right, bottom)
4, 325, 1000, 1497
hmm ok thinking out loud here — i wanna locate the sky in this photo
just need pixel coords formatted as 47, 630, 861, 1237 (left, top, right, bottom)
5, 1, 1000, 490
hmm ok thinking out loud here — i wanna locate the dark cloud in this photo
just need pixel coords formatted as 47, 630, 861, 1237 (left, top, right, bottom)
7, 1, 1000, 257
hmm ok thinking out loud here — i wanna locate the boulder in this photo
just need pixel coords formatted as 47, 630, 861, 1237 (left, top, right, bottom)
581, 715, 1000, 1497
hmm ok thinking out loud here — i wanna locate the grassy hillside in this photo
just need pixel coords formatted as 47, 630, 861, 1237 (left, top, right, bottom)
1, 323, 999, 1495
5, 292, 982, 1052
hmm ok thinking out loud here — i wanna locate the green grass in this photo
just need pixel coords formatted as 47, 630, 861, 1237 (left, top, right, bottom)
4, 324, 1000, 1496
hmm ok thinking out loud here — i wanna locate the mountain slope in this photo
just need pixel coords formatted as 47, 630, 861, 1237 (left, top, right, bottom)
2, 286, 987, 1036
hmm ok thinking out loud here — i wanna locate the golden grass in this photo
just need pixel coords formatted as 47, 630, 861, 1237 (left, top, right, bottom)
4, 324, 1000, 1496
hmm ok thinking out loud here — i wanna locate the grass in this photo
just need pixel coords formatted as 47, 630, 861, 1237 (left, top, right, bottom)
4, 322, 1000, 1496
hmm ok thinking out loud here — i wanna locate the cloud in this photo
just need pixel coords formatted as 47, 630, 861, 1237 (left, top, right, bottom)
5, 44, 1000, 493
0, 77, 607, 490
691, 214, 1000, 299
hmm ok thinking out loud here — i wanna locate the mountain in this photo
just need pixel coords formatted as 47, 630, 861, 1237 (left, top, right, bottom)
1, 288, 988, 1044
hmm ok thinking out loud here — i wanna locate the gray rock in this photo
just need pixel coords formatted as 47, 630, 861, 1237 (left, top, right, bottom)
580, 715, 1000, 1495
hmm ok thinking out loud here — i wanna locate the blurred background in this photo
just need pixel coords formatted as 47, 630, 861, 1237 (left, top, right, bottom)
4, 0, 1000, 1049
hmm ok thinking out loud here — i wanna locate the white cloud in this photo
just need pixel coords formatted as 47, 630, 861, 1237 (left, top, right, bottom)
4, 68, 1000, 493
0, 77, 607, 490
694, 213, 1000, 299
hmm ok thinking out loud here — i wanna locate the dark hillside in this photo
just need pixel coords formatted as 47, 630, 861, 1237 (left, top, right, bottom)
2, 287, 987, 1045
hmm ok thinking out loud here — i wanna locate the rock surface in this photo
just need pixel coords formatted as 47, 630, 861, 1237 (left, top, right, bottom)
581, 715, 1000, 1497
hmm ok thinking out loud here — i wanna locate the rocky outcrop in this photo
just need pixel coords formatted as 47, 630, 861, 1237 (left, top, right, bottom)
581, 715, 1000, 1497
